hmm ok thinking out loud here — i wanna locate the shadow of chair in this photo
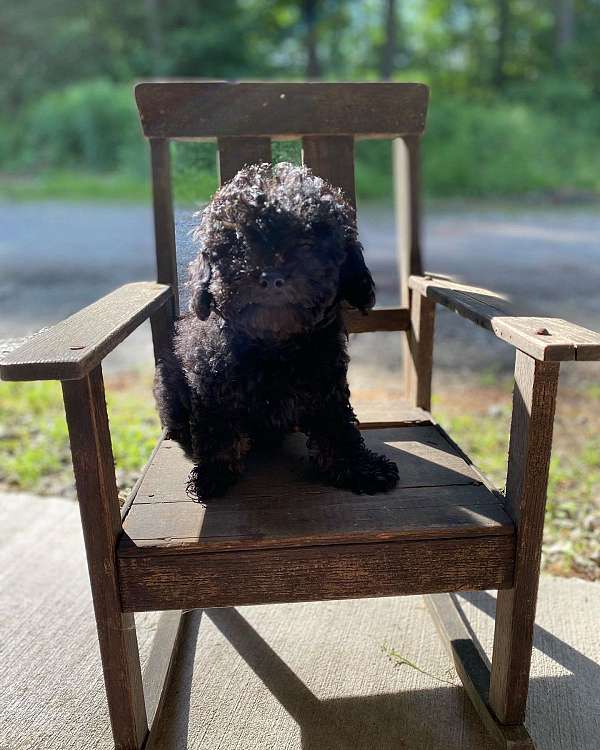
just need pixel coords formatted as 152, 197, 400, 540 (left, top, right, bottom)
147, 602, 599, 750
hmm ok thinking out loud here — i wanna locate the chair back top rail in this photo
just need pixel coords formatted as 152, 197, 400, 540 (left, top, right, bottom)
135, 82, 429, 140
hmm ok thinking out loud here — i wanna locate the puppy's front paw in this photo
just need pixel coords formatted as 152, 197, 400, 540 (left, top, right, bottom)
317, 448, 399, 495
186, 463, 237, 501
346, 449, 399, 494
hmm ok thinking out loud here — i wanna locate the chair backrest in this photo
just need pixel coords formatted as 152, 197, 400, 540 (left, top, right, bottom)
135, 81, 429, 320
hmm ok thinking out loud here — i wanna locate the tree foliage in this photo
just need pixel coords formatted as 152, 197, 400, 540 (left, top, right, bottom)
4, 0, 598, 110
2, 1, 600, 197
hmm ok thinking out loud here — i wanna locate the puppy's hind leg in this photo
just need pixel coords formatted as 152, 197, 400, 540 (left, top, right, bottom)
154, 355, 193, 455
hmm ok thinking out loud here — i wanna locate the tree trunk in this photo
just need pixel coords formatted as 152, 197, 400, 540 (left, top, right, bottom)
493, 0, 509, 90
302, 0, 321, 79
144, 0, 163, 75
554, 0, 575, 61
380, 0, 398, 81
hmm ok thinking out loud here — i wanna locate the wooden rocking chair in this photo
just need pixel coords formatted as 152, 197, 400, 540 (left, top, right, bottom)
3, 82, 600, 750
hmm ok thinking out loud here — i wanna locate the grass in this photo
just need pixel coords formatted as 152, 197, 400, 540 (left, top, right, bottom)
432, 376, 600, 581
1, 370, 598, 580
0, 171, 151, 202
3, 80, 600, 203
381, 643, 458, 686
3, 167, 599, 208
0, 375, 161, 499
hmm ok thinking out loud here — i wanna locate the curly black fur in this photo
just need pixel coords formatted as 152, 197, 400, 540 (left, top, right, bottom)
154, 162, 399, 500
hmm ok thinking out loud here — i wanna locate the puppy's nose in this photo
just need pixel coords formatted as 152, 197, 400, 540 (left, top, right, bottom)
259, 270, 285, 289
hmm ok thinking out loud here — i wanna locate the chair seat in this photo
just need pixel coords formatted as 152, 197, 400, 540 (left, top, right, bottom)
117, 419, 515, 612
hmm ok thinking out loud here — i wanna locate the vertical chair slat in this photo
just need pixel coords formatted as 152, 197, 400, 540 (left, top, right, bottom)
394, 136, 423, 307
217, 137, 272, 185
302, 135, 356, 208
150, 139, 177, 364
394, 136, 425, 403
150, 139, 179, 317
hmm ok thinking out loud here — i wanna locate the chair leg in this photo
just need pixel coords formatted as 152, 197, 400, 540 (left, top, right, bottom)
427, 353, 559, 748
489, 353, 559, 724
489, 587, 538, 725
405, 289, 435, 410
63, 367, 148, 749
95, 612, 148, 750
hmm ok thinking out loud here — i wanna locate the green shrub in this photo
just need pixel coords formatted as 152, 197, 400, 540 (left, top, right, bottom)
2, 79, 600, 201
355, 140, 393, 201
423, 94, 600, 196
20, 79, 146, 174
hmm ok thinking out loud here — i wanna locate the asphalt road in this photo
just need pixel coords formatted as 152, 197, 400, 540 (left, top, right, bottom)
2, 201, 599, 375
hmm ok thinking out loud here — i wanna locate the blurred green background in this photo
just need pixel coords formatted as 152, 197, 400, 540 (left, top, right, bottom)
2, 0, 600, 202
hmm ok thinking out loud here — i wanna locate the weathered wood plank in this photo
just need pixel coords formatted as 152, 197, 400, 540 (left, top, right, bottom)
408, 274, 511, 318
62, 367, 148, 748
302, 135, 356, 207
120, 484, 512, 554
136, 82, 429, 140
150, 139, 179, 316
119, 535, 515, 613
405, 290, 435, 410
118, 426, 513, 556
492, 316, 600, 361
409, 274, 600, 361
142, 610, 185, 730
343, 306, 410, 333
489, 353, 560, 724
353, 398, 431, 428
394, 137, 425, 406
426, 594, 535, 750
217, 136, 272, 185
0, 282, 172, 381
394, 137, 424, 307
122, 426, 484, 502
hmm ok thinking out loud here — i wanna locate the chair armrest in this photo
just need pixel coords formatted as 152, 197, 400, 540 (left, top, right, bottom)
409, 274, 600, 362
0, 282, 172, 382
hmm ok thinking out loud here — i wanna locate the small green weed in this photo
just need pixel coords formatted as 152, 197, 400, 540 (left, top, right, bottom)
381, 643, 457, 686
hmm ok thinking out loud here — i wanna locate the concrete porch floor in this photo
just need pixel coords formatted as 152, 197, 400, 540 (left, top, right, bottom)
1, 493, 599, 750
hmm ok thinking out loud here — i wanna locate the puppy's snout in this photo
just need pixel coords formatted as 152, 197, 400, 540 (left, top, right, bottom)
259, 270, 285, 290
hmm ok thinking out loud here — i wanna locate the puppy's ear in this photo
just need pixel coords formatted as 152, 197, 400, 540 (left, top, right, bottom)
339, 235, 376, 312
190, 254, 213, 320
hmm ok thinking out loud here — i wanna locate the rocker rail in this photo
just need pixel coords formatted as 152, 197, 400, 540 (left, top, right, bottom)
426, 594, 535, 750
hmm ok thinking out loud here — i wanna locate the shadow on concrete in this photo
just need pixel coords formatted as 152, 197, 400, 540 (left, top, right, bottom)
149, 601, 599, 749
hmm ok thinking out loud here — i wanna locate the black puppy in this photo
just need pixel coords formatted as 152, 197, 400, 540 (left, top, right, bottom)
155, 162, 399, 499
